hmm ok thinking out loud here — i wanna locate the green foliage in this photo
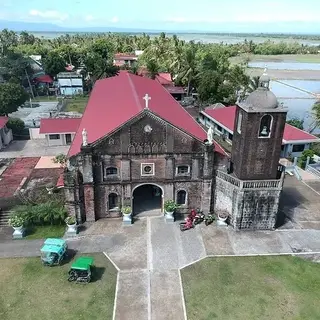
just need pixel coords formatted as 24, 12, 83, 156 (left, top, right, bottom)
286, 118, 304, 130
13, 200, 68, 226
52, 153, 67, 167
164, 200, 179, 212
298, 149, 315, 169
121, 206, 132, 215
8, 215, 25, 227
6, 117, 25, 134
42, 50, 66, 77
311, 100, 320, 133
65, 216, 76, 225
0, 82, 29, 115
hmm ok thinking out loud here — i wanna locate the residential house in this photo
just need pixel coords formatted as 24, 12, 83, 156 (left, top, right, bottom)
39, 118, 81, 146
57, 72, 83, 96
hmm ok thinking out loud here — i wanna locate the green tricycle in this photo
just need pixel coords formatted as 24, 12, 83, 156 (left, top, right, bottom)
68, 256, 94, 284
40, 238, 68, 266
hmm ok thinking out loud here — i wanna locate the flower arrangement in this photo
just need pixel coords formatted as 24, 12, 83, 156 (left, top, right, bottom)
164, 200, 179, 213
121, 206, 132, 215
65, 216, 76, 225
8, 215, 24, 228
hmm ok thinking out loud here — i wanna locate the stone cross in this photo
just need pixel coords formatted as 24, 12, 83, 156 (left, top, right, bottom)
143, 94, 151, 109
82, 128, 88, 146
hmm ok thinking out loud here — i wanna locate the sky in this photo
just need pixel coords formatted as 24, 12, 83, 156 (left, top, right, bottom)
1, 0, 320, 32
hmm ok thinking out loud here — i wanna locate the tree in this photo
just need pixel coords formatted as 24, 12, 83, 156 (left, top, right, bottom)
42, 51, 66, 77
247, 76, 260, 93
145, 59, 159, 80
0, 83, 29, 116
6, 117, 25, 134
310, 100, 320, 133
298, 149, 315, 169
286, 118, 304, 130
0, 29, 18, 54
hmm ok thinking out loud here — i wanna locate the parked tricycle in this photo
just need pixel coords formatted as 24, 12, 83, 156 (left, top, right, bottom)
68, 256, 94, 284
40, 238, 68, 266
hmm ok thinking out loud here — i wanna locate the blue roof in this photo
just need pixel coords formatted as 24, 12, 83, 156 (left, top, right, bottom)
40, 244, 61, 254
44, 238, 66, 247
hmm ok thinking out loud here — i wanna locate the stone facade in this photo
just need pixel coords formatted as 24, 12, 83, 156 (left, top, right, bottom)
214, 169, 285, 230
64, 109, 217, 222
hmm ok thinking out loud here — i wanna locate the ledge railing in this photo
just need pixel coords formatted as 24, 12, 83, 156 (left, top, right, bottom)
216, 170, 282, 190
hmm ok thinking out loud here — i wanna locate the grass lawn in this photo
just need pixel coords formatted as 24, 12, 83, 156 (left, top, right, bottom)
31, 96, 61, 102
230, 54, 320, 65
181, 256, 320, 320
0, 253, 117, 320
64, 97, 89, 113
25, 225, 66, 240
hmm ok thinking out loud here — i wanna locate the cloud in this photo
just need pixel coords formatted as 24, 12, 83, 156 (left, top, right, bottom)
85, 14, 94, 22
29, 9, 69, 21
110, 16, 119, 23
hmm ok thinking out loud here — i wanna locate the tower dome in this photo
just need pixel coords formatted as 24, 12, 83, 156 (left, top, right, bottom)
239, 68, 278, 110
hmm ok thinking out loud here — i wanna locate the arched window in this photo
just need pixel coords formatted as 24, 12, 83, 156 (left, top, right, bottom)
108, 193, 118, 210
259, 115, 273, 138
177, 190, 187, 205
176, 165, 190, 175
106, 167, 118, 175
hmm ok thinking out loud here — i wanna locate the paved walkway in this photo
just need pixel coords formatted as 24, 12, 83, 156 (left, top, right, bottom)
1, 217, 320, 319
0, 140, 70, 158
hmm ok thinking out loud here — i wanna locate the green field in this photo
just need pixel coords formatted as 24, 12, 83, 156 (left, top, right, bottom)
64, 97, 89, 113
0, 253, 117, 320
230, 54, 320, 65
181, 256, 320, 320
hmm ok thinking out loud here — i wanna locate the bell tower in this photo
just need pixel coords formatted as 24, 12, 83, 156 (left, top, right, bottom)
231, 71, 288, 180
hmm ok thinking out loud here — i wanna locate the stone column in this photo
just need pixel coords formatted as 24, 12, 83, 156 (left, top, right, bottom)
191, 157, 200, 180
84, 184, 95, 222
201, 180, 212, 212
203, 145, 214, 179
121, 158, 131, 181
165, 156, 175, 180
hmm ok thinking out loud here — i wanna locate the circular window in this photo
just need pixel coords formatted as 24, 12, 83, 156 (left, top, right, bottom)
144, 165, 152, 173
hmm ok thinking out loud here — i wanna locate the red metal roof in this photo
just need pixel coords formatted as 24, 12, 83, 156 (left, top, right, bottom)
40, 118, 81, 134
163, 86, 185, 94
114, 53, 137, 60
203, 106, 320, 143
155, 73, 173, 86
0, 116, 8, 128
56, 173, 64, 188
35, 74, 54, 83
68, 72, 226, 156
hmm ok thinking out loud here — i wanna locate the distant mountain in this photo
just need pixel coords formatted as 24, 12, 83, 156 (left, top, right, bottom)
0, 20, 169, 34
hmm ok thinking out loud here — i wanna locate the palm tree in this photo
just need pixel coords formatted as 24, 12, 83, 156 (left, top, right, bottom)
247, 76, 260, 93
310, 100, 320, 133
145, 59, 159, 80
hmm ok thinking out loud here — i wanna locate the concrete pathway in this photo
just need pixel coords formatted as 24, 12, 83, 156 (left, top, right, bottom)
1, 218, 320, 320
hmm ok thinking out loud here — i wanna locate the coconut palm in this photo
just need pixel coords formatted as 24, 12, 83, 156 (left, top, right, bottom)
247, 76, 260, 93
145, 59, 160, 80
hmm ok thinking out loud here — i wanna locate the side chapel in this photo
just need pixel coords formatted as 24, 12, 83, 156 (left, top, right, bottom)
63, 71, 287, 230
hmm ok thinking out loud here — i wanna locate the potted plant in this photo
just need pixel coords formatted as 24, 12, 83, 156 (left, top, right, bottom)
217, 210, 229, 226
46, 182, 55, 194
65, 216, 77, 236
121, 206, 132, 225
8, 215, 25, 239
164, 200, 179, 222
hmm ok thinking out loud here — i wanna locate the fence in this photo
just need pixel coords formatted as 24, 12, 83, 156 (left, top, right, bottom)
216, 170, 282, 190
306, 164, 320, 179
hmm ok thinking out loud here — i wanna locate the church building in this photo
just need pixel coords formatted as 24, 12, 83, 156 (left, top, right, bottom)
63, 71, 287, 231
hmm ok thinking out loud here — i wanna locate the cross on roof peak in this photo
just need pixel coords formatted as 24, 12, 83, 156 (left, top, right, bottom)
143, 93, 151, 109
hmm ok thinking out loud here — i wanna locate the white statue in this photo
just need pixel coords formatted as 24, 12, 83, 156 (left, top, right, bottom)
207, 127, 213, 145
82, 128, 88, 146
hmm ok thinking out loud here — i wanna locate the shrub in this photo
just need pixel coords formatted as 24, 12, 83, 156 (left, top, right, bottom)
164, 200, 179, 212
13, 200, 67, 226
8, 215, 25, 227
7, 117, 25, 134
121, 206, 132, 215
65, 216, 76, 225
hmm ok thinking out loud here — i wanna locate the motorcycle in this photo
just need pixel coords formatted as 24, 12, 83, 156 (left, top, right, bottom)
180, 216, 195, 231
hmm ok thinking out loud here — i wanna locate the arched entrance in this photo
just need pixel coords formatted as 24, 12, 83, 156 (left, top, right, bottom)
132, 184, 163, 216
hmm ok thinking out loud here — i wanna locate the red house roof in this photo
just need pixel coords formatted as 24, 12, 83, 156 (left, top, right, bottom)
0, 116, 8, 129
68, 72, 226, 156
202, 106, 320, 144
155, 73, 173, 86
40, 118, 81, 134
34, 75, 53, 83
